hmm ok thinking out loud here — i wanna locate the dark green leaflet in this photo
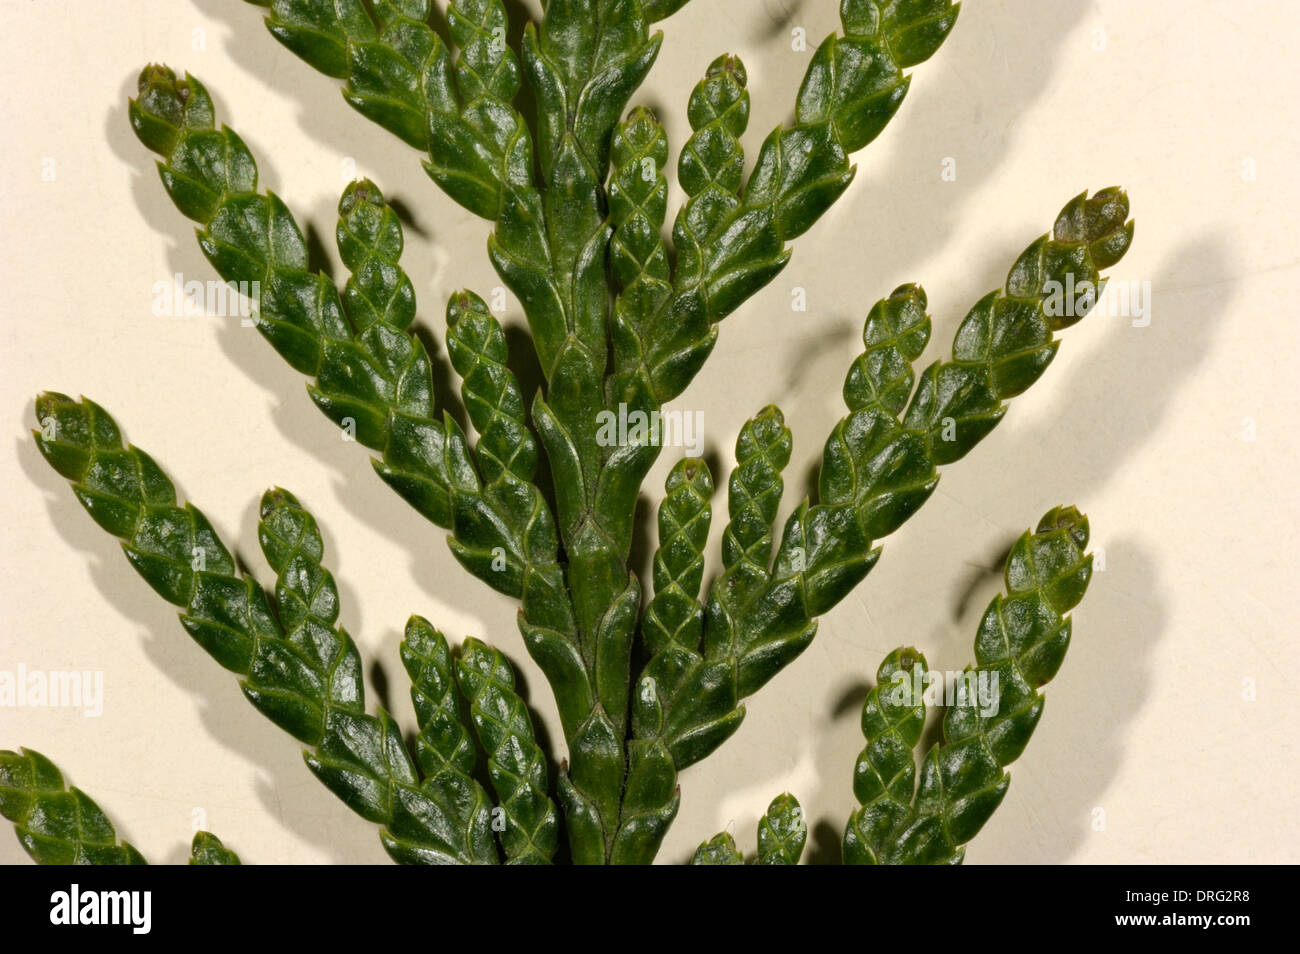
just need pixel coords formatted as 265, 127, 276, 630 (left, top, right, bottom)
612, 456, 711, 862
456, 639, 560, 863
190, 831, 242, 865
400, 618, 501, 863
757, 793, 807, 865
848, 507, 1094, 865
688, 792, 806, 865
30, 393, 512, 864
614, 189, 1134, 863
842, 648, 929, 865
690, 831, 743, 866
639, 457, 713, 660
0, 748, 148, 865
608, 105, 673, 413
648, 1, 962, 404
128, 67, 562, 609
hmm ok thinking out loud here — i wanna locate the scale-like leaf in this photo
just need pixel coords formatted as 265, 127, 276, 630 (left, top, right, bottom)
32, 395, 498, 865
883, 507, 1094, 864
400, 618, 499, 864
455, 638, 560, 863
691, 831, 743, 865
189, 831, 242, 865
842, 648, 929, 864
0, 748, 147, 865
128, 68, 557, 600
757, 793, 807, 865
651, 2, 961, 402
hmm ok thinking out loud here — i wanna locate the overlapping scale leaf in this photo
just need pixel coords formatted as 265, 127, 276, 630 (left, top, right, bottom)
260, 0, 457, 149
336, 177, 416, 334
593, 108, 677, 606
400, 617, 499, 864
528, 0, 661, 182
432, 0, 534, 217
842, 647, 928, 864
612, 457, 712, 863
189, 831, 241, 865
444, 291, 562, 601
455, 638, 559, 863
690, 830, 743, 865
844, 283, 932, 415
446, 291, 537, 485
31, 395, 496, 865
648, 2, 960, 405
673, 55, 750, 291
252, 487, 365, 743
0, 749, 147, 865
128, 68, 574, 622
708, 405, 793, 643
757, 793, 807, 865
884, 507, 1093, 864
608, 106, 673, 409
640, 458, 713, 660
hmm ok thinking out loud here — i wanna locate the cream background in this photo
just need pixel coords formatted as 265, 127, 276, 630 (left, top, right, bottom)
2, 0, 1297, 864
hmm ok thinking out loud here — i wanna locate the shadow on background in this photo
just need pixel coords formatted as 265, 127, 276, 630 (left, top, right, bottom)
664, 0, 1102, 856
733, 234, 1231, 862
954, 235, 1230, 861
727, 0, 1100, 509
